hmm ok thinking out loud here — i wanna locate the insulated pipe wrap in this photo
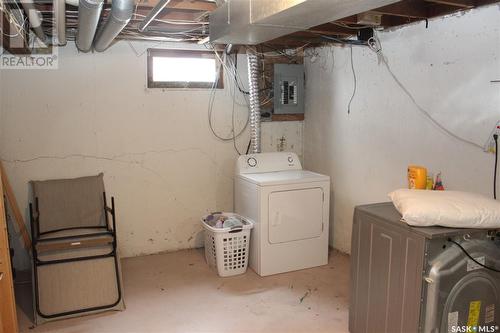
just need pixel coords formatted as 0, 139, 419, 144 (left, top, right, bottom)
76, 0, 104, 52
246, 52, 261, 154
94, 0, 134, 52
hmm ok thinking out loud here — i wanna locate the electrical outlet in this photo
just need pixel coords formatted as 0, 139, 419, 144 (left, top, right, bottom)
484, 121, 500, 154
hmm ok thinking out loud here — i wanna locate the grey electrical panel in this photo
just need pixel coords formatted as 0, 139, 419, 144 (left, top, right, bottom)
273, 64, 304, 115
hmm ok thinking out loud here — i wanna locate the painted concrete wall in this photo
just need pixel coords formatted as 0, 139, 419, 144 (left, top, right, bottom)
0, 41, 303, 269
304, 5, 500, 253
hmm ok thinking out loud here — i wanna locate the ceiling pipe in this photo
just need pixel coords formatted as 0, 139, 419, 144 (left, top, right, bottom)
94, 0, 134, 52
76, 0, 104, 52
19, 0, 47, 44
55, 0, 67, 45
137, 0, 171, 32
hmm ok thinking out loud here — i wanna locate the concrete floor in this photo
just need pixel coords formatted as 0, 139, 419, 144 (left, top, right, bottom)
16, 248, 350, 333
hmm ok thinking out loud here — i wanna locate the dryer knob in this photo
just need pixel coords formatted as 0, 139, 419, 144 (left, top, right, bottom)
288, 156, 294, 163
247, 157, 257, 167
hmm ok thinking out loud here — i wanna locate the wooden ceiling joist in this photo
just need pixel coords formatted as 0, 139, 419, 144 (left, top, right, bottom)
136, 0, 216, 12
370, 1, 429, 18
423, 0, 474, 8
133, 8, 207, 22
334, 13, 420, 28
308, 23, 359, 36
25, 0, 500, 51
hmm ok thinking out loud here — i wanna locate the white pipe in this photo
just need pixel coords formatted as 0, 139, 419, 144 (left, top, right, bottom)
55, 0, 67, 45
19, 0, 47, 43
76, 0, 104, 52
94, 0, 134, 52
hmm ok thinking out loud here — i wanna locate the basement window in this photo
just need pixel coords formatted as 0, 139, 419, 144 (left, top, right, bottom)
147, 49, 223, 89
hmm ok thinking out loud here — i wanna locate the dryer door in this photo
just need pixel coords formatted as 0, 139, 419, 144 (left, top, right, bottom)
422, 237, 500, 333
440, 272, 499, 332
268, 187, 324, 244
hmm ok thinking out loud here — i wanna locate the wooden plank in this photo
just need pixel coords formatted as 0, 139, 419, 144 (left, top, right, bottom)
133, 8, 207, 21
423, 0, 474, 8
370, 1, 429, 18
334, 15, 359, 24
0, 162, 31, 252
272, 114, 305, 121
0, 176, 19, 333
423, 0, 498, 18
475, 0, 500, 6
333, 14, 421, 28
136, 0, 217, 11
266, 34, 325, 46
308, 23, 359, 36
425, 3, 469, 17
295, 31, 351, 39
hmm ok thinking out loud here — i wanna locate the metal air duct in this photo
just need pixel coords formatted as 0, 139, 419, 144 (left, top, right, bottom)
76, 0, 104, 52
210, 0, 400, 45
55, 0, 67, 45
19, 0, 47, 43
94, 0, 134, 52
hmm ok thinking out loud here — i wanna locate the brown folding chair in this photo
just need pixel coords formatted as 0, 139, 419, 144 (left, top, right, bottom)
29, 173, 124, 324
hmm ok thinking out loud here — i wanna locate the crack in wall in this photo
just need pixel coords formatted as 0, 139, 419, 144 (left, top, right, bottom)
1, 147, 216, 165
0, 146, 234, 218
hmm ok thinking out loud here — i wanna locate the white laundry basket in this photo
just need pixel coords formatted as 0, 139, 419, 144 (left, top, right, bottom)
201, 212, 254, 277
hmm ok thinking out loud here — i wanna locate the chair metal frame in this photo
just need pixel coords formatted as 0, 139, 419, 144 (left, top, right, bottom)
29, 192, 123, 319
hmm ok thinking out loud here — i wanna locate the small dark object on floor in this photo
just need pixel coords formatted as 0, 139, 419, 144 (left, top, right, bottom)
299, 289, 311, 303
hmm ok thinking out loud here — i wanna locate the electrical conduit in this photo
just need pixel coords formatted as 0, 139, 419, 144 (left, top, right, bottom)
246, 51, 261, 154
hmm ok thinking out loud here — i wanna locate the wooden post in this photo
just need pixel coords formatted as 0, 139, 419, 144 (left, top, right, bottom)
0, 173, 19, 333
0, 161, 31, 251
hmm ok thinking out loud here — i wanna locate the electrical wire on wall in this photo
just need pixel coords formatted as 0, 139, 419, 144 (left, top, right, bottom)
367, 33, 484, 151
0, 0, 27, 40
37, 3, 211, 44
206, 46, 251, 155
205, 44, 303, 155
494, 134, 498, 199
348, 45, 357, 115
448, 238, 500, 273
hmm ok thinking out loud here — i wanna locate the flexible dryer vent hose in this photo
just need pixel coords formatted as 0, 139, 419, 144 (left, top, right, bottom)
246, 52, 261, 154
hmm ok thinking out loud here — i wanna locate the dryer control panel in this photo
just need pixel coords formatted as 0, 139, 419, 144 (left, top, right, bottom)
236, 152, 302, 175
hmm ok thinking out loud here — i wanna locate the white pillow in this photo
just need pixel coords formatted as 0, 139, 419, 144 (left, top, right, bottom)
388, 189, 500, 228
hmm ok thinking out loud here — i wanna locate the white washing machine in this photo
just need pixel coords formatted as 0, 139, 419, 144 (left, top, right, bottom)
234, 152, 330, 276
